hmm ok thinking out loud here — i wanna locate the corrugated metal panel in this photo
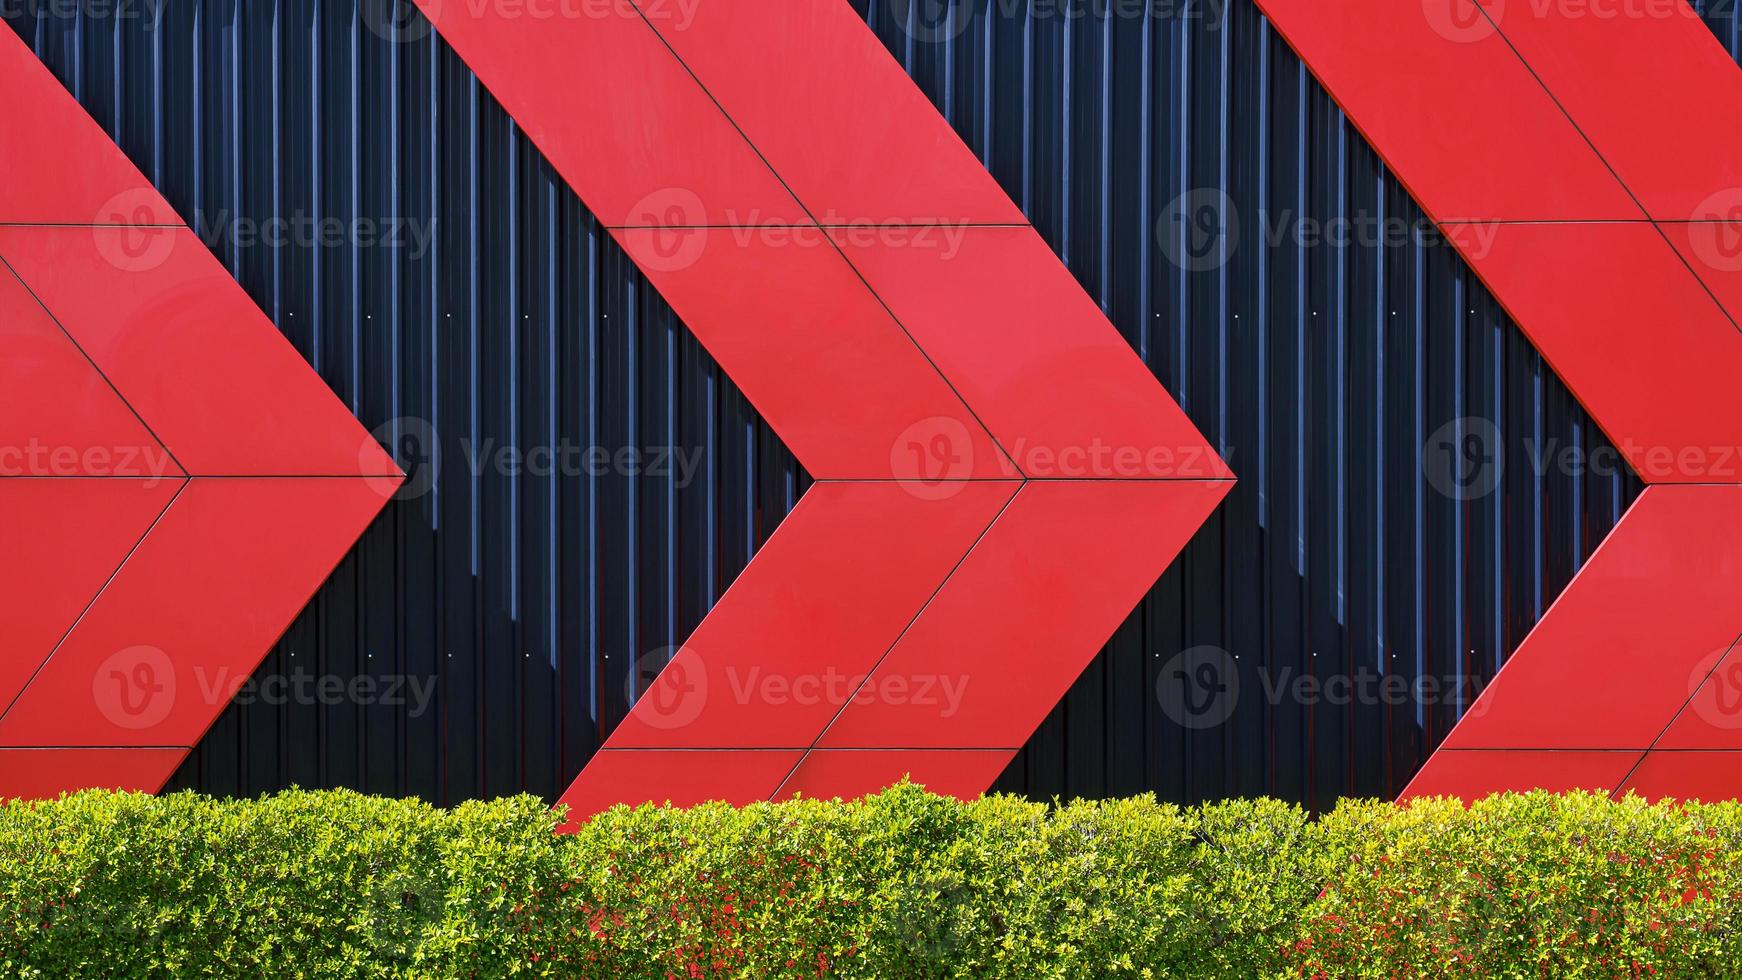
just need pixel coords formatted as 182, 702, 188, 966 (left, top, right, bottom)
6, 0, 1665, 809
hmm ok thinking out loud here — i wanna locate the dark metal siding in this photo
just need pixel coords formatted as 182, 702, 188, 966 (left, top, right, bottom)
7, 0, 1674, 810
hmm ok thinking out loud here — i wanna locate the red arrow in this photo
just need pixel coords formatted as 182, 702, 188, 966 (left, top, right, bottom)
0, 28, 402, 797
1254, 0, 1742, 801
412, 0, 1234, 821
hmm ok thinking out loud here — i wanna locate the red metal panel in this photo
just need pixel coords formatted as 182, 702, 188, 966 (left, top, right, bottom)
1250, 0, 1638, 221
0, 478, 181, 714
555, 750, 803, 831
1655, 642, 1742, 750
0, 749, 188, 799
1443, 486, 1742, 750
609, 226, 1013, 480
817, 480, 1231, 749
1443, 222, 1742, 484
632, 0, 1023, 225
407, 3, 1235, 816
0, 227, 399, 477
605, 481, 1016, 748
0, 478, 392, 748
1657, 221, 1742, 332
1477, 0, 1742, 222
1254, 0, 1742, 804
0, 28, 178, 225
1399, 750, 1642, 802
775, 750, 1017, 803
0, 31, 400, 796
411, 0, 804, 229
1618, 752, 1742, 803
835, 227, 1231, 481
0, 263, 177, 478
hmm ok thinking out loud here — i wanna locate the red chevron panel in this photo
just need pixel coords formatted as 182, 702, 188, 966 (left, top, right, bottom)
817, 480, 1230, 749
0, 226, 398, 478
1443, 222, 1742, 484
609, 226, 1013, 479
0, 479, 180, 713
0, 33, 177, 225
0, 27, 400, 796
1255, 0, 1742, 803
413, 0, 804, 228
775, 750, 1017, 803
0, 479, 392, 748
1440, 488, 1742, 751
0, 749, 188, 799
634, 0, 1023, 225
419, 2, 1233, 819
1400, 751, 1642, 802
835, 227, 1231, 481
1249, 0, 1638, 221
0, 264, 177, 478
1475, 0, 1742, 222
603, 481, 1017, 748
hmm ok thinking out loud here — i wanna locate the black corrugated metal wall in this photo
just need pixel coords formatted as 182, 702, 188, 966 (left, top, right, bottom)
8, 0, 1691, 810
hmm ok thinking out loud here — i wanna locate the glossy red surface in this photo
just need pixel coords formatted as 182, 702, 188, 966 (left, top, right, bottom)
1254, 0, 1742, 804
1657, 642, 1742, 750
0, 227, 399, 477
1399, 750, 1642, 802
638, 0, 1023, 225
411, 0, 804, 229
609, 226, 1013, 480
1658, 220, 1742, 331
415, 2, 1234, 815
1250, 0, 1638, 221
0, 479, 182, 717
775, 750, 1018, 803
0, 38, 402, 795
1443, 222, 1742, 483
835, 227, 1231, 481
0, 264, 178, 478
604, 482, 1017, 748
1618, 752, 1742, 803
1444, 487, 1742, 750
554, 750, 803, 831
1477, 0, 1742, 222
0, 749, 189, 799
0, 479, 393, 748
817, 480, 1231, 749
0, 28, 179, 225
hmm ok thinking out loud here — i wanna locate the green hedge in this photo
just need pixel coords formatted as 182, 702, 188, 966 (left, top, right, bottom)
1, 785, 1740, 978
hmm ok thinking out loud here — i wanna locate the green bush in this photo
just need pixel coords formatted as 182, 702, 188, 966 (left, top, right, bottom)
1, 784, 1740, 977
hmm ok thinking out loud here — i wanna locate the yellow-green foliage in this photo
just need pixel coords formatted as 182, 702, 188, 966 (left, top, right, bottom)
1, 785, 1739, 978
